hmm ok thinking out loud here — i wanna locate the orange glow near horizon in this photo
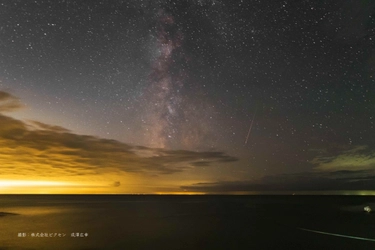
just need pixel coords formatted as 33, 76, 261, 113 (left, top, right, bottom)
0, 180, 73, 188
0, 178, 205, 195
0, 179, 101, 194
0, 176, 195, 194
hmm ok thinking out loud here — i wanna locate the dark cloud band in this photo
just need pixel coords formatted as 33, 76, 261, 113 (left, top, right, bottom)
0, 92, 237, 177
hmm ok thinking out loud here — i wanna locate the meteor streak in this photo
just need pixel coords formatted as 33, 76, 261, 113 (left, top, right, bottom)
245, 107, 257, 144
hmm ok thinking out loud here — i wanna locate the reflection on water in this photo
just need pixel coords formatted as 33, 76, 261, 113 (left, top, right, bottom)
0, 196, 100, 250
1, 195, 375, 250
2, 206, 72, 216
0, 212, 19, 217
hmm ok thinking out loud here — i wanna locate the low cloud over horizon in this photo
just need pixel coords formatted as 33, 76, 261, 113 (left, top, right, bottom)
181, 169, 375, 192
311, 145, 375, 172
182, 145, 375, 192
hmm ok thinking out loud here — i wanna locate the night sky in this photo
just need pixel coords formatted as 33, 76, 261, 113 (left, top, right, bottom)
0, 0, 375, 194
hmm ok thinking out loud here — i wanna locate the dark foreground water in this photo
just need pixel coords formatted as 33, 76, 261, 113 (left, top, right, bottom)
1, 195, 375, 250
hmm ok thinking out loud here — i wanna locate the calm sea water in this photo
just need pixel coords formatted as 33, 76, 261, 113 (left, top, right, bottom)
1, 195, 375, 250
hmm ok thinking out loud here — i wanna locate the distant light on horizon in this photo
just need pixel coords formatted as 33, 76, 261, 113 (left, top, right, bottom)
0, 180, 76, 188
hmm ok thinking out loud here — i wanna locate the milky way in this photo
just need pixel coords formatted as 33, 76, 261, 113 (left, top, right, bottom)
141, 6, 216, 150
141, 8, 184, 148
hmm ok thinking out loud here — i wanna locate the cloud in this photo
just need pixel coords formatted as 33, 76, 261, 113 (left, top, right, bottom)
29, 121, 70, 133
0, 91, 24, 112
0, 93, 237, 178
181, 169, 375, 192
311, 145, 375, 172
182, 144, 375, 193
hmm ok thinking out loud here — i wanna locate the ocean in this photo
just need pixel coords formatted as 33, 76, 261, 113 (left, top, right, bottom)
1, 195, 375, 249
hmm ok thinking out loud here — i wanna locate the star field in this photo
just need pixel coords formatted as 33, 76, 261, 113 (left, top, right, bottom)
0, 0, 375, 193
